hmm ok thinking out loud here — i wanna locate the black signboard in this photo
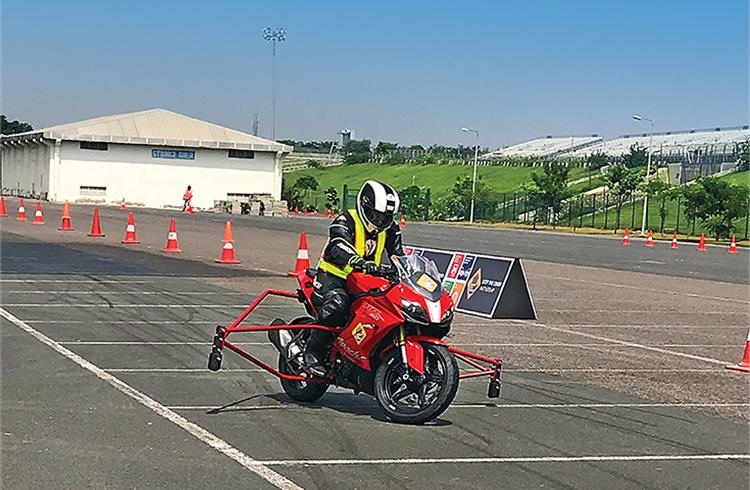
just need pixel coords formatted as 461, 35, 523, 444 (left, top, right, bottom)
404, 246, 536, 320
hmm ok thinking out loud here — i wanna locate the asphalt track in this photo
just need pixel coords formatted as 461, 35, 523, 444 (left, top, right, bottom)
1, 200, 749, 489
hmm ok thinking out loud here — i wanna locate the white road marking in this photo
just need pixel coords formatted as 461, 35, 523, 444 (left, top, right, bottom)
452, 343, 736, 348
255, 454, 750, 466
0, 307, 303, 490
25, 320, 219, 324
530, 322, 730, 365
2, 303, 298, 309
529, 273, 750, 305
2, 291, 252, 295
102, 367, 723, 374
537, 309, 748, 314
60, 341, 269, 346
454, 322, 744, 329
0, 279, 154, 283
168, 402, 750, 411
56, 341, 734, 348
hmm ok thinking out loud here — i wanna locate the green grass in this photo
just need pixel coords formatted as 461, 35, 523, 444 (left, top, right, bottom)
285, 163, 588, 208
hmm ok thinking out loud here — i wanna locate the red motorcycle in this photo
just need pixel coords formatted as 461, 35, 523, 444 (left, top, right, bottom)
208, 254, 502, 424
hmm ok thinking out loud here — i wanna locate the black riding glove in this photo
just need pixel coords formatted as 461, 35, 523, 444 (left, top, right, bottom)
348, 255, 365, 272
363, 261, 378, 274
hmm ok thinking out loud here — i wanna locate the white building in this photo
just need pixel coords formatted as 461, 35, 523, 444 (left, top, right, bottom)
0, 108, 292, 209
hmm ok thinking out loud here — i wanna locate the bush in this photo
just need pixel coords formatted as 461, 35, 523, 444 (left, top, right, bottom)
680, 177, 749, 239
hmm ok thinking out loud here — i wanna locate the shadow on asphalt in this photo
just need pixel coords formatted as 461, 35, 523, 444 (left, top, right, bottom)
203, 392, 453, 426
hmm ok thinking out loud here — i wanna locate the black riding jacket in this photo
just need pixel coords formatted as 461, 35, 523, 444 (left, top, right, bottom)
321, 210, 405, 269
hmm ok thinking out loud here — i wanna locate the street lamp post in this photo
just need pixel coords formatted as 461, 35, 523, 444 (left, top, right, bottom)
461, 127, 480, 223
632, 114, 654, 235
263, 27, 286, 140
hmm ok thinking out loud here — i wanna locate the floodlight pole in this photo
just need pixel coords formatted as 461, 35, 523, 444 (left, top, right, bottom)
633, 115, 654, 235
264, 27, 286, 140
462, 128, 480, 223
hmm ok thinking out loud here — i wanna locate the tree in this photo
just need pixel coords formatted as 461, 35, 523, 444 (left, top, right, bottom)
586, 151, 608, 170
529, 162, 571, 226
1, 115, 33, 135
282, 175, 319, 210
324, 186, 339, 211
306, 159, 322, 169
736, 141, 749, 172
680, 177, 749, 239
604, 163, 644, 231
434, 176, 497, 221
374, 141, 398, 162
621, 143, 649, 169
342, 139, 372, 164
398, 185, 429, 220
385, 151, 406, 165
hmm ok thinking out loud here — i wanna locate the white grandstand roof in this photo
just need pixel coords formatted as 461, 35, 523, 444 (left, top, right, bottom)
486, 126, 750, 159
0, 108, 292, 153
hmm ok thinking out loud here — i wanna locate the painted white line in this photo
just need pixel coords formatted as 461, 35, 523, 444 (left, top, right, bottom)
2, 303, 298, 309
168, 402, 750, 411
453, 343, 736, 348
529, 273, 750, 305
25, 320, 219, 325
258, 454, 750, 466
102, 367, 723, 374
453, 322, 745, 329
530, 322, 730, 365
0, 279, 155, 283
88, 368, 250, 374
2, 291, 252, 295
537, 309, 748, 314
0, 307, 303, 490
60, 341, 269, 346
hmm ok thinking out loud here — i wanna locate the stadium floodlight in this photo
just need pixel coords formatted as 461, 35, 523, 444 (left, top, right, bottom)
632, 114, 655, 236
263, 27, 286, 140
461, 128, 480, 223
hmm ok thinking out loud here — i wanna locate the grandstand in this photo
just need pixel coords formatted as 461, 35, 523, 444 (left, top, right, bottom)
485, 126, 750, 160
485, 135, 602, 158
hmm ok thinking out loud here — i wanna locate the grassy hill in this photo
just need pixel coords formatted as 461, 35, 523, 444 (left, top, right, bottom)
284, 162, 589, 208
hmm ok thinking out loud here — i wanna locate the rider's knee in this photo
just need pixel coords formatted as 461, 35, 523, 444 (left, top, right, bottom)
317, 289, 349, 326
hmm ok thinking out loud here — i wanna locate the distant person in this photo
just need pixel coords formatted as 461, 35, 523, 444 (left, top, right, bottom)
259, 201, 265, 216
182, 185, 193, 211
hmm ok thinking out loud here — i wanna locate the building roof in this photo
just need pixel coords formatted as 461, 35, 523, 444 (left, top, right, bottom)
0, 108, 292, 153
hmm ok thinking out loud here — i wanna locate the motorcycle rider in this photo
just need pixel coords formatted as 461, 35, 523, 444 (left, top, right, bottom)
304, 180, 405, 375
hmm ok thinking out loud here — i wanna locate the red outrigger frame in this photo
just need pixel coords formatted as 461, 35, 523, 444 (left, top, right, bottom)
210, 288, 503, 393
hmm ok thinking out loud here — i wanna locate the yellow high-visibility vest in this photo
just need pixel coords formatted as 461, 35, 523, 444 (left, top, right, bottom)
318, 208, 386, 279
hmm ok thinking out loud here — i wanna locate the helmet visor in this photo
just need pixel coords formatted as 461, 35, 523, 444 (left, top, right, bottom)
364, 206, 393, 230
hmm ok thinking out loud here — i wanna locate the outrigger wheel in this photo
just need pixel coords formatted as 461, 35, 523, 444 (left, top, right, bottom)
207, 328, 224, 371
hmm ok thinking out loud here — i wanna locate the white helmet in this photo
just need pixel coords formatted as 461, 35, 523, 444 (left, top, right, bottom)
356, 180, 400, 232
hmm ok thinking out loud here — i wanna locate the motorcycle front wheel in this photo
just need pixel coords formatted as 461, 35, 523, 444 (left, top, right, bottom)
374, 343, 459, 424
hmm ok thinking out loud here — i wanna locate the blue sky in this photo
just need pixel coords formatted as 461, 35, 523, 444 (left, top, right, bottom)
2, 0, 747, 148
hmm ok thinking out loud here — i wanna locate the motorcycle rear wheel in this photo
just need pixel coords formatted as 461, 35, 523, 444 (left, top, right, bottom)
276, 316, 329, 403
374, 343, 459, 424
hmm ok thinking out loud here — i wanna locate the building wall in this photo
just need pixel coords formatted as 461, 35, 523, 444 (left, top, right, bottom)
54, 141, 280, 208
0, 142, 50, 197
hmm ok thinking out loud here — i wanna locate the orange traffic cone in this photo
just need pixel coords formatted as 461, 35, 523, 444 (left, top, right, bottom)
121, 212, 140, 244
622, 228, 631, 246
58, 201, 74, 231
670, 232, 679, 249
698, 234, 706, 252
184, 204, 195, 215
120, 197, 127, 210
645, 230, 654, 248
88, 208, 105, 237
314, 209, 318, 217
294, 207, 299, 217
400, 215, 406, 228
0, 196, 7, 217
16, 198, 27, 221
32, 201, 44, 225
729, 236, 738, 254
304, 209, 308, 216
323, 209, 329, 218
163, 218, 182, 253
726, 328, 750, 373
289, 231, 310, 275
215, 221, 240, 264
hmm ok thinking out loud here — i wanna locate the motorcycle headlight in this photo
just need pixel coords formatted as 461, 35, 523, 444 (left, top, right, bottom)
441, 306, 454, 322
401, 299, 429, 325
